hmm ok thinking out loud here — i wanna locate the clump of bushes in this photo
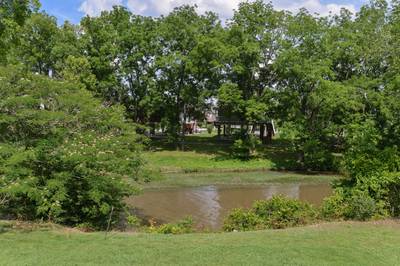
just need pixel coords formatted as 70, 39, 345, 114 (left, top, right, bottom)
223, 208, 262, 232
321, 189, 388, 221
224, 196, 317, 232
147, 217, 194, 234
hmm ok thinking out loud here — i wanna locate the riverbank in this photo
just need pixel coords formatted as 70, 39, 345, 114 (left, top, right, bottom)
143, 135, 340, 189
1, 220, 399, 265
141, 170, 339, 189
145, 135, 297, 173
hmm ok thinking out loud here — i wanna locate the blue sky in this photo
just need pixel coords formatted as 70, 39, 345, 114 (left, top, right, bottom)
40, 0, 368, 24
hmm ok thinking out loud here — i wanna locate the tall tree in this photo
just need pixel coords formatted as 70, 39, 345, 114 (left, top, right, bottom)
155, 5, 222, 140
218, 1, 286, 124
15, 12, 58, 75
0, 0, 40, 63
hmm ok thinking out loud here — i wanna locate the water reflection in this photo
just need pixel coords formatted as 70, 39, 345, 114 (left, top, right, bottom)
127, 183, 331, 230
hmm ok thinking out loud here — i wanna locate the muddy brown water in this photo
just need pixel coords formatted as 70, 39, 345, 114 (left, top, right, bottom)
127, 183, 332, 230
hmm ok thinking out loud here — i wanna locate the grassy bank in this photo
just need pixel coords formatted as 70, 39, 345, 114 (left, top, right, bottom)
143, 135, 339, 188
145, 135, 297, 173
142, 170, 339, 189
1, 221, 399, 265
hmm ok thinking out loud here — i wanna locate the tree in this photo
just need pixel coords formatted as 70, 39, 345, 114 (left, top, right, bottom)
154, 5, 222, 140
218, 1, 286, 124
0, 66, 145, 228
15, 12, 58, 75
0, 0, 40, 63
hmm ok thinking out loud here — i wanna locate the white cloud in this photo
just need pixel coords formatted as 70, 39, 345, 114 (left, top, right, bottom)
79, 0, 357, 18
79, 0, 123, 16
272, 0, 356, 16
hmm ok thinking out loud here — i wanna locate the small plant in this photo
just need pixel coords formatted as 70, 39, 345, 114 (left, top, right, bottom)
207, 124, 214, 134
147, 217, 194, 234
320, 189, 347, 220
127, 215, 142, 228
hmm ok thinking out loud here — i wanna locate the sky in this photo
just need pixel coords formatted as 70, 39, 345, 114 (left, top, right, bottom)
40, 0, 368, 24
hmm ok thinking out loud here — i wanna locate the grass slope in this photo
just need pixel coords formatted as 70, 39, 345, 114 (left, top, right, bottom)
143, 135, 339, 188
143, 170, 339, 189
145, 135, 297, 174
1, 221, 400, 265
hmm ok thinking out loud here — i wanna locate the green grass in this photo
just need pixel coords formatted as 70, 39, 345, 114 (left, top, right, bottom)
144, 150, 274, 173
1, 221, 400, 265
143, 135, 338, 188
145, 135, 298, 173
142, 170, 339, 189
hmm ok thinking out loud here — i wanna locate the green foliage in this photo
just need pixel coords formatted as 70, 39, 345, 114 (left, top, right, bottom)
0, 67, 144, 228
231, 133, 261, 160
16, 12, 58, 74
206, 124, 214, 134
126, 215, 141, 228
302, 139, 335, 171
321, 189, 387, 221
0, 0, 40, 62
147, 217, 194, 234
252, 196, 317, 229
223, 208, 261, 232
320, 189, 347, 220
224, 196, 317, 231
345, 191, 378, 221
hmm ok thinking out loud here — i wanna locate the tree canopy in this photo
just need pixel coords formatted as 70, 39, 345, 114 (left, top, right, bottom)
1, 0, 400, 224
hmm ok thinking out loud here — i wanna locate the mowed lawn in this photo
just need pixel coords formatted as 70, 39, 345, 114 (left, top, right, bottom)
144, 150, 274, 173
143, 171, 339, 189
142, 135, 339, 187
1, 221, 400, 265
145, 135, 299, 173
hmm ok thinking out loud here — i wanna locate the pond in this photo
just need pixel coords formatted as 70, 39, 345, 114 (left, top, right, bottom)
127, 183, 332, 230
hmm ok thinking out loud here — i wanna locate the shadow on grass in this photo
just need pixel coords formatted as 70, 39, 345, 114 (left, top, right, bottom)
149, 135, 303, 170
149, 135, 233, 159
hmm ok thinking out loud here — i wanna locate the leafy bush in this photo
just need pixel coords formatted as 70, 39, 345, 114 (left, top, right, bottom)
321, 188, 388, 221
0, 67, 145, 229
345, 191, 377, 221
231, 133, 261, 160
320, 189, 347, 220
147, 217, 194, 234
224, 196, 317, 232
223, 208, 261, 232
252, 196, 317, 229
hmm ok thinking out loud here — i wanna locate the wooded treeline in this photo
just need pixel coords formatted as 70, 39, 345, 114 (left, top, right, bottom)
3, 0, 400, 169
1, 0, 400, 225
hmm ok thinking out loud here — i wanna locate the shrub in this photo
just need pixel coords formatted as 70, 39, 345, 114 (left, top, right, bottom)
320, 189, 347, 220
321, 188, 388, 221
223, 208, 262, 232
0, 67, 145, 229
223, 196, 317, 232
344, 192, 377, 221
335, 143, 400, 219
148, 217, 194, 234
252, 196, 317, 229
231, 133, 261, 160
